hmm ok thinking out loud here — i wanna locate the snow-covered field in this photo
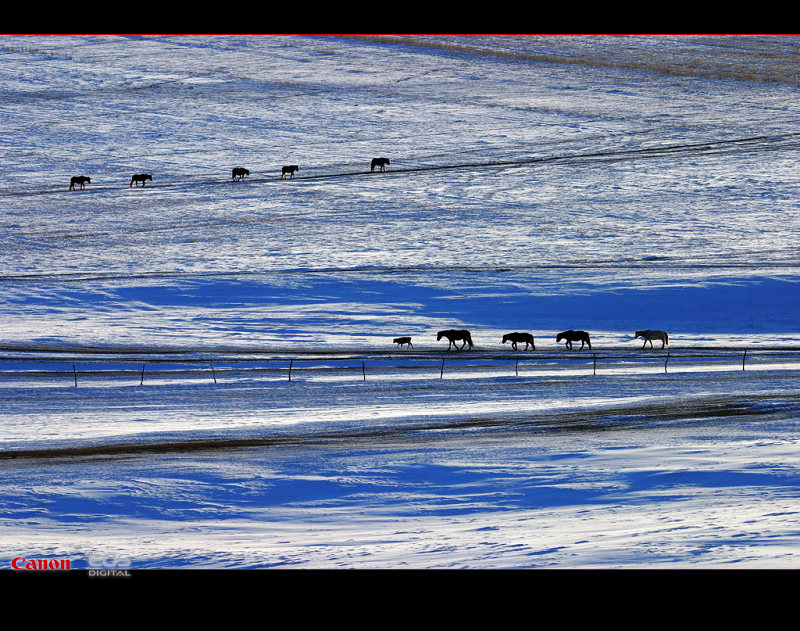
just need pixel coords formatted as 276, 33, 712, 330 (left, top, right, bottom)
1, 34, 799, 569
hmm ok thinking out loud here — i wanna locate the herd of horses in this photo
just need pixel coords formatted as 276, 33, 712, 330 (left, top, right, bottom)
67, 163, 671, 356
67, 158, 392, 191
395, 329, 670, 351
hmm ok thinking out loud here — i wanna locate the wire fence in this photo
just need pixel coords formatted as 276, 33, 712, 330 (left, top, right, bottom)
0, 347, 798, 388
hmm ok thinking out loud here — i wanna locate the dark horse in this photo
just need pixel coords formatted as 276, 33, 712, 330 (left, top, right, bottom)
556, 330, 591, 350
69, 176, 91, 191
371, 157, 390, 172
130, 173, 152, 187
437, 329, 473, 351
281, 165, 299, 179
502, 332, 535, 351
635, 329, 669, 349
232, 167, 250, 181
393, 336, 413, 349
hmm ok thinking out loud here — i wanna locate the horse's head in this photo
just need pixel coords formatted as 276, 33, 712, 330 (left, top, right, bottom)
634, 330, 644, 339
556, 334, 563, 342
502, 334, 510, 343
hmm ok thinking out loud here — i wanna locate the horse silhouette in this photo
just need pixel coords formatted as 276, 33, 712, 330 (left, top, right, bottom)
281, 165, 299, 179
635, 329, 669, 349
502, 332, 535, 351
130, 173, 152, 187
69, 176, 91, 191
393, 336, 413, 349
371, 157, 390, 172
556, 330, 591, 350
232, 167, 250, 181
437, 329, 473, 351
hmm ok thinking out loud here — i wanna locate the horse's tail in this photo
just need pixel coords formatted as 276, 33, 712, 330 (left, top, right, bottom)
467, 333, 474, 349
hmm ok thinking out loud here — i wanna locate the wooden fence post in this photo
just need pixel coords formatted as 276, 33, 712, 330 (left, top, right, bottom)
210, 362, 217, 384
742, 349, 747, 371
288, 359, 293, 382
73, 364, 78, 387
440, 359, 445, 379
664, 352, 670, 374
140, 364, 145, 386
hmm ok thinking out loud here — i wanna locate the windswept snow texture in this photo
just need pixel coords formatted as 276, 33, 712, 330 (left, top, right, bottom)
0, 35, 798, 569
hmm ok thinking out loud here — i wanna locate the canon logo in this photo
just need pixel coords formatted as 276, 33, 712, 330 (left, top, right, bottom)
12, 557, 71, 570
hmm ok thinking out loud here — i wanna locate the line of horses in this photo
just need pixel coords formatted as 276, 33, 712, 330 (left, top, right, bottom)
67, 163, 671, 356
394, 329, 670, 351
67, 158, 392, 191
